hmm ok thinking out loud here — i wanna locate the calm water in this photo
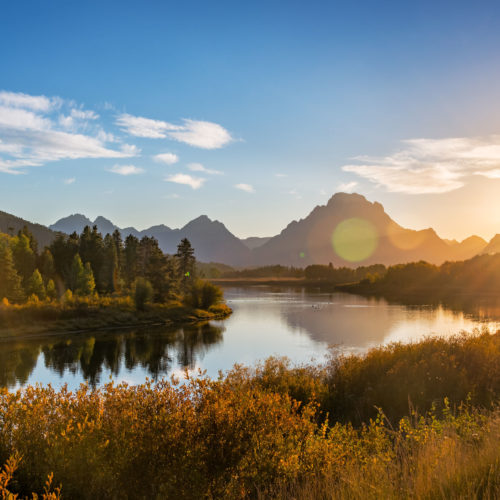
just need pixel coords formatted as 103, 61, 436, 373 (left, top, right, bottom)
2, 286, 500, 390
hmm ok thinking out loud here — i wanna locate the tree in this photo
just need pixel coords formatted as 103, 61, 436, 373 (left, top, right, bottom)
70, 254, 85, 292
26, 269, 46, 300
175, 238, 196, 288
124, 235, 139, 287
39, 249, 56, 283
46, 279, 57, 300
11, 234, 36, 286
133, 277, 153, 311
78, 263, 96, 296
0, 237, 24, 303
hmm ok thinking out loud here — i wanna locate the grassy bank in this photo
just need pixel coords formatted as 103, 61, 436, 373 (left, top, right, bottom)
0, 297, 232, 339
0, 331, 499, 498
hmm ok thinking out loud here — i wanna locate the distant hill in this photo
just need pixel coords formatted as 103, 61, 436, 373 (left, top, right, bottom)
0, 210, 58, 249
482, 234, 500, 255
452, 235, 488, 260
241, 237, 272, 250
250, 193, 488, 267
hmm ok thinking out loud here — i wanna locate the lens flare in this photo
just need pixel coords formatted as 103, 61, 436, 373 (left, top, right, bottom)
332, 218, 378, 262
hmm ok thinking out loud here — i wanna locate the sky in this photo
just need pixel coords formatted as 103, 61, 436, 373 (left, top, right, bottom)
1, 0, 500, 241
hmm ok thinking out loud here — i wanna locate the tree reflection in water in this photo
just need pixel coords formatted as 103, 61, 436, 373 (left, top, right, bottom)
0, 322, 224, 389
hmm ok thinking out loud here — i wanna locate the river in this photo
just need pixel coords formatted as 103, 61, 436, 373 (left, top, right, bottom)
2, 286, 499, 390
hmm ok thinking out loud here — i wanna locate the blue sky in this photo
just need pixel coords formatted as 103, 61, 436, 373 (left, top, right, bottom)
1, 0, 500, 239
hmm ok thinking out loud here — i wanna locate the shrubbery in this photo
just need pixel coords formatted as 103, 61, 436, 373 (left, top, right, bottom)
0, 332, 499, 498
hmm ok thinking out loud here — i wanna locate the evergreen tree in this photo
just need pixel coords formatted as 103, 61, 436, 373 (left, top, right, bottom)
69, 254, 85, 292
124, 234, 139, 287
175, 238, 196, 289
0, 237, 24, 303
46, 279, 57, 300
100, 234, 119, 293
26, 269, 46, 300
39, 249, 56, 283
77, 262, 96, 296
11, 234, 36, 286
49, 233, 79, 287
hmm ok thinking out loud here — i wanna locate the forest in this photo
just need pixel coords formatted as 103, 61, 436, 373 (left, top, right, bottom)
0, 226, 229, 332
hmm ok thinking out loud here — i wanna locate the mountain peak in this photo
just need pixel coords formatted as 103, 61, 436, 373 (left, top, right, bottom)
327, 192, 368, 206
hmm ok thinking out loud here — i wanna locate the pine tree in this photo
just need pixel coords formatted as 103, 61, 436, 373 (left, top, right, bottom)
11, 234, 36, 286
39, 249, 56, 283
175, 238, 196, 289
70, 254, 85, 292
0, 237, 24, 303
46, 279, 57, 300
77, 262, 96, 296
26, 269, 46, 300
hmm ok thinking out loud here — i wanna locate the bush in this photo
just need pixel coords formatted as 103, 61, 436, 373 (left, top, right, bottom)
185, 279, 223, 310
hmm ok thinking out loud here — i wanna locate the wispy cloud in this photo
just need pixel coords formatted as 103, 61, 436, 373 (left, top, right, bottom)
187, 162, 222, 175
116, 114, 176, 139
337, 181, 358, 193
343, 136, 500, 194
153, 152, 179, 165
235, 183, 255, 193
275, 173, 287, 178
0, 91, 137, 174
165, 173, 205, 189
117, 113, 233, 149
63, 177, 75, 185
110, 164, 144, 175
0, 90, 61, 112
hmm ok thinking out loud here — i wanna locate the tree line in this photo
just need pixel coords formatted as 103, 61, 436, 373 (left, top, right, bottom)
0, 225, 200, 306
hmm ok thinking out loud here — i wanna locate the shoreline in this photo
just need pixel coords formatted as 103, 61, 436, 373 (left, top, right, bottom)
0, 304, 232, 341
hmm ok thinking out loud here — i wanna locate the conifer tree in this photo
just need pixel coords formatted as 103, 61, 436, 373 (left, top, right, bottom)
70, 254, 85, 292
0, 237, 24, 303
175, 238, 196, 290
11, 234, 36, 286
26, 269, 46, 300
77, 262, 96, 296
46, 279, 57, 300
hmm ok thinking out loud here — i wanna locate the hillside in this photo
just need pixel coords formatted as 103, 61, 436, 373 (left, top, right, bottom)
0, 210, 58, 248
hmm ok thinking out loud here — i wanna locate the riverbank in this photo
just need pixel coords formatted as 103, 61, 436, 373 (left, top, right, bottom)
0, 298, 232, 339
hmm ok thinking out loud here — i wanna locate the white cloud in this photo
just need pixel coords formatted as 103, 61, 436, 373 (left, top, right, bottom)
71, 108, 98, 120
165, 173, 205, 189
187, 162, 222, 175
154, 152, 179, 165
110, 164, 144, 175
0, 91, 137, 174
117, 113, 233, 149
337, 181, 358, 193
343, 136, 500, 194
275, 173, 287, 178
168, 119, 232, 149
116, 113, 176, 139
63, 177, 76, 184
235, 183, 255, 193
0, 91, 61, 112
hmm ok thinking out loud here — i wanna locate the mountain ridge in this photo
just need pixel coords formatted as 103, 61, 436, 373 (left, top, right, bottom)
9, 192, 496, 266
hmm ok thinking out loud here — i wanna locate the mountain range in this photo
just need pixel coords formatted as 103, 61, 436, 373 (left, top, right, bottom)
1, 193, 498, 267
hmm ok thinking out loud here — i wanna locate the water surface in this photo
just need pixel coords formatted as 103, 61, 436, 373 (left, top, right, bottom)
3, 287, 499, 390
